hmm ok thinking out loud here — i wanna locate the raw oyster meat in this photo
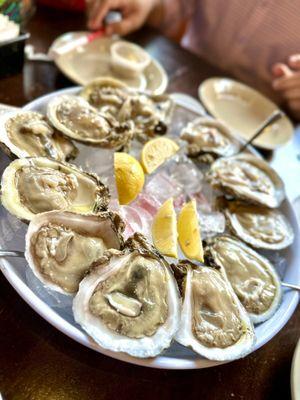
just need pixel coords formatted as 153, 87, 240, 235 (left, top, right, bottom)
80, 78, 173, 143
1, 157, 109, 221
208, 154, 285, 208
47, 94, 133, 149
174, 260, 255, 361
25, 211, 124, 294
204, 235, 282, 324
0, 111, 77, 160
224, 200, 294, 250
73, 233, 181, 358
80, 77, 128, 117
117, 93, 173, 142
181, 117, 239, 161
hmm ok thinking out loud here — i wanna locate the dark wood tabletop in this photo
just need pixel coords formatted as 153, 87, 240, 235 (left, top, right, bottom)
0, 6, 299, 400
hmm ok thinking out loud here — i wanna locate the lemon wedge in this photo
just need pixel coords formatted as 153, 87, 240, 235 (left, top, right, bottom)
141, 137, 179, 174
177, 199, 204, 262
152, 198, 178, 258
114, 152, 145, 205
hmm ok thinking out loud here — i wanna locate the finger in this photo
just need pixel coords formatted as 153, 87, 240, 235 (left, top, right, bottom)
280, 86, 300, 101
272, 72, 300, 91
87, 0, 101, 21
288, 99, 300, 111
288, 54, 300, 70
89, 0, 111, 30
272, 63, 287, 78
287, 99, 300, 120
271, 62, 292, 78
106, 17, 141, 36
89, 0, 117, 30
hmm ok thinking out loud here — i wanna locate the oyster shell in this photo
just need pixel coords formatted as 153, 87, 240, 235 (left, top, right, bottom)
1, 157, 109, 221
208, 154, 285, 208
117, 93, 173, 142
80, 78, 173, 143
25, 210, 124, 294
224, 200, 294, 250
204, 236, 282, 324
0, 111, 77, 161
181, 117, 239, 161
73, 233, 181, 358
47, 95, 133, 149
80, 77, 128, 117
174, 260, 255, 361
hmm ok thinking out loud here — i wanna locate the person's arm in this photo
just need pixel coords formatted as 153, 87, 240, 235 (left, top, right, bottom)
148, 0, 195, 41
88, 0, 161, 34
272, 54, 300, 120
87, 0, 194, 40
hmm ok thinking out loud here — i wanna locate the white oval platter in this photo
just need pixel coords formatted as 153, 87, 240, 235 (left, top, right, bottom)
0, 87, 299, 369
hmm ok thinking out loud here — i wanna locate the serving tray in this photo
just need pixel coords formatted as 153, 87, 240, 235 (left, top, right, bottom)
0, 87, 299, 369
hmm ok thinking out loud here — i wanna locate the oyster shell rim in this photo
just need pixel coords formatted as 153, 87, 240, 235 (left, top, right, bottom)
47, 94, 133, 149
208, 153, 286, 208
180, 116, 240, 159
224, 201, 295, 250
204, 235, 282, 324
80, 76, 129, 103
174, 259, 255, 361
73, 233, 181, 358
0, 156, 110, 222
80, 78, 174, 144
0, 110, 78, 161
24, 210, 125, 295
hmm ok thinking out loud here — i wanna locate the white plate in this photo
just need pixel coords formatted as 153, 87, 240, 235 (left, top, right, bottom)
0, 88, 299, 369
292, 340, 300, 400
199, 77, 294, 150
51, 33, 168, 95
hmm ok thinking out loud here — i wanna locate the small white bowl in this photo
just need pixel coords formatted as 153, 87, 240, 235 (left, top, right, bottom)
111, 41, 151, 78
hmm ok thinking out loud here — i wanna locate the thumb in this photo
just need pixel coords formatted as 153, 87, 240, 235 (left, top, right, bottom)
288, 54, 300, 70
272, 63, 292, 78
106, 17, 139, 36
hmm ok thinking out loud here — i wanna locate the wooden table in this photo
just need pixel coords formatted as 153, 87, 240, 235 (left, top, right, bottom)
0, 6, 299, 400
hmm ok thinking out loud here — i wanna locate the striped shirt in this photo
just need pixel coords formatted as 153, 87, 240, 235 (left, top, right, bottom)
161, 0, 300, 100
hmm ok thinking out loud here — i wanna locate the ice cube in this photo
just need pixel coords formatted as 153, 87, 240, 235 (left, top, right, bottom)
132, 192, 161, 217
145, 170, 184, 205
128, 139, 144, 160
74, 145, 118, 199
167, 154, 203, 195
199, 211, 226, 239
118, 205, 153, 240
191, 191, 212, 213
173, 193, 186, 211
168, 104, 206, 137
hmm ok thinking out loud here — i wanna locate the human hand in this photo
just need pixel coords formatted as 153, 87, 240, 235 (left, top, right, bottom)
87, 0, 160, 36
272, 54, 300, 119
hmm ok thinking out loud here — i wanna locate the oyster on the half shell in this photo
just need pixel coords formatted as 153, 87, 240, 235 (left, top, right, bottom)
204, 236, 282, 324
47, 94, 133, 149
80, 78, 173, 143
223, 200, 294, 250
25, 210, 124, 294
1, 157, 109, 221
208, 154, 285, 208
173, 260, 255, 361
181, 117, 239, 161
80, 77, 128, 117
0, 111, 77, 161
117, 93, 173, 142
73, 233, 181, 358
